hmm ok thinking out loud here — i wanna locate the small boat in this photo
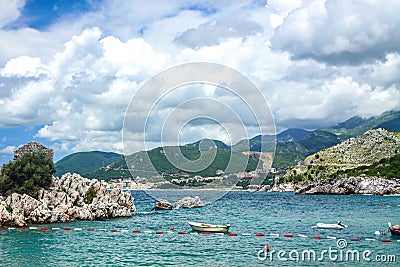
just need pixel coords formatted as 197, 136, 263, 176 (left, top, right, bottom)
312, 222, 348, 229
188, 221, 230, 233
388, 222, 400, 236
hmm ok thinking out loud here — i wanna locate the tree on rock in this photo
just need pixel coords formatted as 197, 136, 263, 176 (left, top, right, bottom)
0, 152, 56, 198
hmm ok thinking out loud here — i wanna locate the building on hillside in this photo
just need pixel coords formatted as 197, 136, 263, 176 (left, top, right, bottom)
14, 142, 54, 161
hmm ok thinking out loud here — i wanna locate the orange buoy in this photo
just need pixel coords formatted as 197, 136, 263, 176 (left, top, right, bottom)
201, 231, 211, 235
64, 227, 71, 230
255, 233, 265, 237
132, 229, 141, 233
265, 244, 270, 252
87, 227, 95, 231
351, 238, 360, 241
40, 228, 49, 231
284, 233, 294, 237
156, 231, 164, 234
228, 232, 237, 236
110, 229, 118, 232
381, 204, 385, 206
178, 231, 186, 235
170, 227, 175, 231
381, 239, 392, 243
313, 235, 321, 239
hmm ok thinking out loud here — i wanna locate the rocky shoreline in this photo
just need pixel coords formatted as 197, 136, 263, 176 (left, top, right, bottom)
0, 173, 136, 227
294, 176, 400, 195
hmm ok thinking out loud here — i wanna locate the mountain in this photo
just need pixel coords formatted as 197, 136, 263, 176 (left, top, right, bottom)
55, 151, 123, 177
326, 110, 400, 138
85, 145, 260, 181
187, 139, 230, 150
282, 128, 400, 183
277, 128, 312, 142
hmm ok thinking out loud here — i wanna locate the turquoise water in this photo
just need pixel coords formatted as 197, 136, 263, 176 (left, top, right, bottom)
1, 191, 399, 266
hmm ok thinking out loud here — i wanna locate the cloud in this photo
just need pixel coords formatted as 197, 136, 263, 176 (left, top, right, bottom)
0, 0, 25, 28
271, 0, 400, 64
0, 145, 16, 154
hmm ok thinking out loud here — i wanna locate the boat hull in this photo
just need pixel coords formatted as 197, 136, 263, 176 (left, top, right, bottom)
188, 222, 230, 233
312, 223, 348, 229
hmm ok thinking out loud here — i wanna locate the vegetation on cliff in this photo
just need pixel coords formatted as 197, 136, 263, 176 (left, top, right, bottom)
0, 152, 56, 198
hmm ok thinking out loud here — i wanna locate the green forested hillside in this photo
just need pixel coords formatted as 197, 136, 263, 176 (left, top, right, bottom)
55, 151, 123, 177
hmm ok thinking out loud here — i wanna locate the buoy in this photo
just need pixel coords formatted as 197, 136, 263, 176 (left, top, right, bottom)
265, 244, 270, 252
121, 229, 129, 233
64, 227, 71, 230
8, 227, 15, 230
132, 229, 141, 233
201, 231, 211, 235
365, 238, 376, 241
313, 235, 321, 239
242, 233, 251, 236
284, 233, 293, 237
40, 228, 49, 231
178, 231, 186, 235
298, 219, 302, 222
18, 226, 27, 230
87, 228, 95, 231
110, 229, 118, 232
29, 227, 38, 230
156, 231, 164, 234
170, 227, 175, 231
269, 233, 279, 237
52, 227, 60, 230
381, 239, 392, 243
301, 209, 305, 213
74, 228, 82, 231
381, 204, 385, 207
255, 233, 265, 237
351, 238, 360, 241
228, 232, 237, 236
298, 234, 308, 238
0, 227, 6, 230
374, 231, 381, 236
327, 236, 336, 240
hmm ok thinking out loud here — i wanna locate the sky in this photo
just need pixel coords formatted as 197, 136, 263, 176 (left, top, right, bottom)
0, 0, 400, 164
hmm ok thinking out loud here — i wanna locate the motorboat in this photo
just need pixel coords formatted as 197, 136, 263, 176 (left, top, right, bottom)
388, 222, 400, 236
188, 221, 230, 233
312, 222, 348, 229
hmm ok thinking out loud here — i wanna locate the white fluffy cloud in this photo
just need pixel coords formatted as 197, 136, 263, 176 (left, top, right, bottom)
0, 0, 399, 157
271, 0, 400, 64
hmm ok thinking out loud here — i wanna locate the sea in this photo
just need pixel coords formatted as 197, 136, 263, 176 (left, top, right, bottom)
1, 190, 399, 266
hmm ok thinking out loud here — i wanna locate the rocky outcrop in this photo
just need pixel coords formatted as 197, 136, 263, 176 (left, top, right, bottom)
0, 173, 136, 226
295, 176, 400, 195
151, 199, 173, 211
270, 183, 296, 192
175, 196, 204, 208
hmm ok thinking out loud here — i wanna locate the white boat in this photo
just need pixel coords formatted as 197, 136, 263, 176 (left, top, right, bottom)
312, 222, 348, 229
188, 221, 230, 233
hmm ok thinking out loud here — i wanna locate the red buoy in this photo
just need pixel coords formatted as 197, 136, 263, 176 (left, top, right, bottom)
132, 229, 141, 233
40, 228, 49, 231
87, 228, 95, 231
381, 239, 392, 243
64, 227, 71, 230
201, 231, 211, 235
170, 227, 175, 231
313, 235, 321, 239
18, 226, 26, 230
265, 244, 270, 252
156, 231, 164, 234
178, 231, 186, 235
284, 233, 294, 237
110, 229, 118, 232
228, 232, 237, 236
351, 238, 360, 241
255, 233, 265, 237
